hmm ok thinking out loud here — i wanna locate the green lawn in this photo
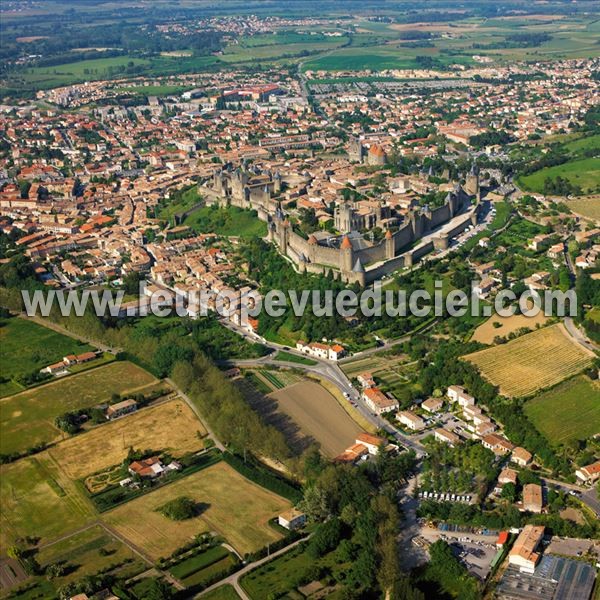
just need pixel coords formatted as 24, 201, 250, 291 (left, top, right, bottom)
201, 585, 241, 600
157, 186, 202, 220
169, 545, 230, 579
518, 158, 600, 195
524, 375, 600, 445
0, 316, 93, 396
274, 351, 317, 366
185, 205, 267, 238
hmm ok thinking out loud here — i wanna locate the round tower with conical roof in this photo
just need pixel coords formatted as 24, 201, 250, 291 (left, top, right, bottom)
340, 235, 354, 273
385, 229, 395, 259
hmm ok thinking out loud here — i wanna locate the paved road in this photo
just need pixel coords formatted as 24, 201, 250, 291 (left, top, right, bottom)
542, 477, 600, 517
219, 319, 426, 457
197, 536, 309, 599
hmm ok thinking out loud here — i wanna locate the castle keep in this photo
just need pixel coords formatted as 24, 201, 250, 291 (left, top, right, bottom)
199, 164, 481, 286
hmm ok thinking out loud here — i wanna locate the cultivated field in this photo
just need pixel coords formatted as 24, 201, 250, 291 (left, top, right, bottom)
0, 316, 94, 397
269, 381, 362, 457
103, 461, 290, 559
566, 197, 600, 222
36, 524, 144, 584
524, 376, 600, 445
0, 361, 161, 456
464, 324, 595, 397
49, 398, 206, 481
471, 312, 549, 345
0, 454, 95, 550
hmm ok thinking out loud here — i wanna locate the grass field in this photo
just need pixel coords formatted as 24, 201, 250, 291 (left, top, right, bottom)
185, 205, 267, 238
103, 461, 290, 559
464, 324, 595, 398
0, 361, 160, 456
524, 376, 600, 445
471, 312, 549, 345
0, 454, 95, 549
566, 196, 600, 221
518, 158, 600, 195
6, 55, 220, 94
273, 351, 317, 366
0, 317, 93, 397
157, 185, 201, 220
48, 398, 205, 482
269, 381, 363, 457
202, 584, 241, 600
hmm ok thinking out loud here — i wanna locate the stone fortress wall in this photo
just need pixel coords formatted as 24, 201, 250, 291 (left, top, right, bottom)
198, 165, 481, 286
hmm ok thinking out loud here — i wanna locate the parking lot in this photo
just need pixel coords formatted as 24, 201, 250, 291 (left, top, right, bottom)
418, 527, 498, 580
546, 536, 600, 559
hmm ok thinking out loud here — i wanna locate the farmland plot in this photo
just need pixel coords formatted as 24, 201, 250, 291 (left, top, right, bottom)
463, 324, 594, 397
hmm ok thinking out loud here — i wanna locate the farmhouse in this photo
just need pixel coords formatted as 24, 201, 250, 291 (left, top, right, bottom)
42, 361, 68, 374
295, 340, 346, 361
522, 483, 543, 514
278, 508, 306, 531
356, 433, 386, 455
473, 277, 496, 299
422, 397, 443, 413
63, 351, 97, 365
335, 433, 388, 463
334, 443, 369, 464
434, 428, 461, 446
397, 410, 425, 431
41, 351, 98, 374
106, 399, 138, 420
576, 460, 600, 485
446, 385, 475, 407
363, 387, 398, 415
128, 456, 181, 479
509, 525, 545, 574
357, 372, 376, 388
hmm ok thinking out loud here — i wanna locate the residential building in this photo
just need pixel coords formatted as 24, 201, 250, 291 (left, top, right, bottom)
434, 428, 461, 446
106, 399, 138, 420
482, 433, 514, 455
576, 460, 600, 485
498, 467, 518, 486
511, 447, 533, 467
447, 385, 475, 407
278, 509, 306, 530
523, 483, 543, 513
508, 525, 545, 574
363, 387, 398, 415
355, 433, 386, 455
397, 410, 426, 431
422, 397, 443, 413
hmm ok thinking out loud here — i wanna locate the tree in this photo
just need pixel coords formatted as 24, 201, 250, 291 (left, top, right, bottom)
300, 484, 330, 522
501, 482, 517, 503
308, 517, 344, 558
158, 496, 197, 521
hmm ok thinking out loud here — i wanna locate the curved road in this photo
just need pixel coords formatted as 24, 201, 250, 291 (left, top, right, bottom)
219, 318, 426, 458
